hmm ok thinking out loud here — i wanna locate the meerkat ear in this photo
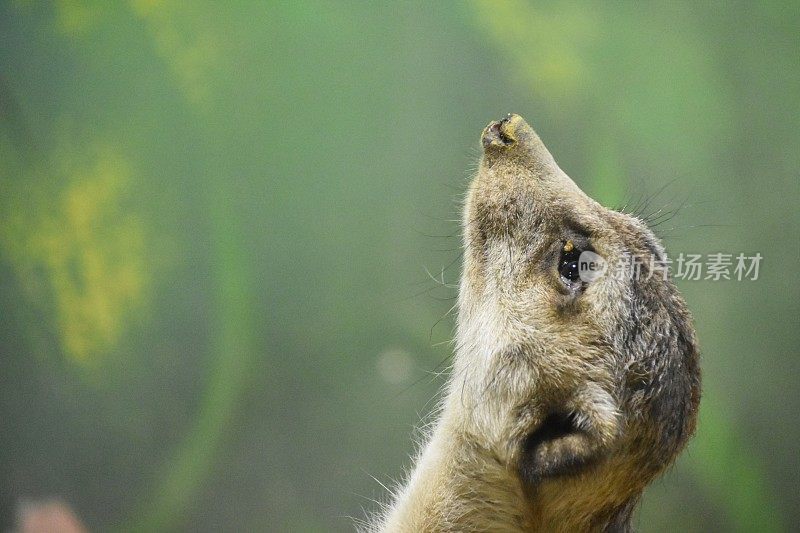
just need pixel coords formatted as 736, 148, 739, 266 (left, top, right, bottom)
519, 386, 621, 485
519, 411, 598, 484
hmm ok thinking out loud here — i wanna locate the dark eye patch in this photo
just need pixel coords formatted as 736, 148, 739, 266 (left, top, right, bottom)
552, 232, 594, 291
559, 245, 581, 282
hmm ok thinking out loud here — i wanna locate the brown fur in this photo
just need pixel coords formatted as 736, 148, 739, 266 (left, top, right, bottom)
373, 115, 701, 532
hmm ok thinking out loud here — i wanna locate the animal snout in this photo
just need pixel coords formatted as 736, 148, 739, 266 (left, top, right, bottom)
481, 113, 538, 149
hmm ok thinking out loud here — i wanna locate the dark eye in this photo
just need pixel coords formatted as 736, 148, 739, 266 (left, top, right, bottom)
559, 241, 581, 283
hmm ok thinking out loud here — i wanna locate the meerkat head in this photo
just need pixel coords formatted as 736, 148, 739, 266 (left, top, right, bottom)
453, 114, 701, 526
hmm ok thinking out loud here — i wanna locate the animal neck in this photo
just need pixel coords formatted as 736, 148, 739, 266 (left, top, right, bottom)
380, 399, 640, 532
379, 415, 533, 532
380, 373, 641, 532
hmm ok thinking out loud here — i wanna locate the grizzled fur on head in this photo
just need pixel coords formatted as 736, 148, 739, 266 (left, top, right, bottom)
374, 115, 701, 532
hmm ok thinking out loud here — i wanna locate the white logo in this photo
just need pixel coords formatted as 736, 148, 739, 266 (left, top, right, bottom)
579, 251, 607, 282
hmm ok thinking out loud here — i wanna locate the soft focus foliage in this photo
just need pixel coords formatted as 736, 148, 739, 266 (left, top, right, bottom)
2, 142, 146, 364
0, 2, 797, 531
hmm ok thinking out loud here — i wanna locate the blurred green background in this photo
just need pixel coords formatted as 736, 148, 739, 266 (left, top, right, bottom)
1, 1, 798, 531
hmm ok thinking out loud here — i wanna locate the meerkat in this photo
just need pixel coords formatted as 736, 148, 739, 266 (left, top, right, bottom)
372, 115, 701, 532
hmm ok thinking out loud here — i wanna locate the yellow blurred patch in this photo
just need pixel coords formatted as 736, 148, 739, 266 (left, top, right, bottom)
2, 144, 148, 365
54, 0, 102, 37
21, 0, 224, 108
130, 0, 222, 108
470, 0, 595, 98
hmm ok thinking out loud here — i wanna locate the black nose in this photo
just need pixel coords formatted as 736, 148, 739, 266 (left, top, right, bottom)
481, 114, 518, 149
